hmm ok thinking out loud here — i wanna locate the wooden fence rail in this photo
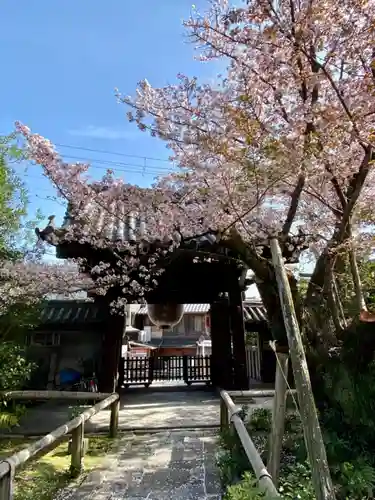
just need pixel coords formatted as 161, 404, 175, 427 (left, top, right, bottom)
121, 355, 211, 387
1, 390, 110, 401
220, 389, 280, 498
0, 391, 120, 499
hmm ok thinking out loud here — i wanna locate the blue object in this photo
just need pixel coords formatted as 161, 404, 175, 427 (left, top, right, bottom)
59, 369, 81, 385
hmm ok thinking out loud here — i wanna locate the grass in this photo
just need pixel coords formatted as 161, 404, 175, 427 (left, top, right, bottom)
0, 435, 117, 500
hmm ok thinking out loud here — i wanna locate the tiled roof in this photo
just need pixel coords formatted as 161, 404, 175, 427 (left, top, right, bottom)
138, 302, 267, 322
137, 304, 210, 315
63, 209, 147, 242
39, 300, 103, 325
61, 198, 217, 245
243, 302, 267, 322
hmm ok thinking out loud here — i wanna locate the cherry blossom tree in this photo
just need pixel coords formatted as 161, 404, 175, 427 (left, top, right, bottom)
0, 137, 91, 319
13, 5, 375, 492
16, 0, 375, 345
119, 0, 375, 339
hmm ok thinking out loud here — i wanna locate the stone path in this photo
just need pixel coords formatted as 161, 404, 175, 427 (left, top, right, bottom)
5, 387, 220, 435
63, 430, 222, 500
4, 386, 275, 498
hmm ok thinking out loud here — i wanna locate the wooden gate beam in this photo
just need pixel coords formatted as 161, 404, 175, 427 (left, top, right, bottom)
210, 298, 233, 389
96, 298, 124, 393
229, 283, 249, 390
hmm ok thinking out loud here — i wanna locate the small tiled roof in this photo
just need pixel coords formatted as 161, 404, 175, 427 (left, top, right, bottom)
39, 300, 103, 325
138, 302, 267, 322
61, 197, 217, 246
243, 302, 267, 322
137, 304, 210, 315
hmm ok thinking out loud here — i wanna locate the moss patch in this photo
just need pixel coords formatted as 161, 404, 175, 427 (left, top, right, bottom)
0, 436, 116, 500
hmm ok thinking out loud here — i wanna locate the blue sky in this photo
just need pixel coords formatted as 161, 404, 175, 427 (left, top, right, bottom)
0, 1, 312, 287
1, 0, 220, 232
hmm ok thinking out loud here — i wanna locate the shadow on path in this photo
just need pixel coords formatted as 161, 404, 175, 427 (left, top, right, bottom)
63, 430, 222, 500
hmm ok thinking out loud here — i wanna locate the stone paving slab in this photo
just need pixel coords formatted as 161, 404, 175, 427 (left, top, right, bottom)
63, 430, 222, 500
5, 388, 221, 435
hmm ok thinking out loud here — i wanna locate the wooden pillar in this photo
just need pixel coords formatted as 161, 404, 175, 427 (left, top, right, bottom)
210, 297, 233, 389
97, 299, 125, 393
228, 281, 249, 390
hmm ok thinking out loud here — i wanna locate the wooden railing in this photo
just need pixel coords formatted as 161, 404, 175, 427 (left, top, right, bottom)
0, 391, 120, 499
121, 354, 211, 387
220, 389, 280, 498
246, 343, 262, 381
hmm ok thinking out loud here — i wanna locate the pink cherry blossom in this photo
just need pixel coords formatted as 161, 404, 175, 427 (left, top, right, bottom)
15, 0, 375, 308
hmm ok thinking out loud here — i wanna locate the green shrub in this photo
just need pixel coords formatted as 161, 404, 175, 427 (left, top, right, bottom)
224, 472, 266, 500
278, 462, 314, 499
0, 342, 35, 429
248, 408, 272, 432
336, 460, 375, 499
217, 426, 251, 486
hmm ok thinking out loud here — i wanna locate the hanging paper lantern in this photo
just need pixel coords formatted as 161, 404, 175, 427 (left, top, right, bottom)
147, 303, 184, 329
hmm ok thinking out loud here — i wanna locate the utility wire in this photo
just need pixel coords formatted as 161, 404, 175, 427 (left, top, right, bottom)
23, 156, 173, 176
55, 143, 173, 164
61, 154, 174, 172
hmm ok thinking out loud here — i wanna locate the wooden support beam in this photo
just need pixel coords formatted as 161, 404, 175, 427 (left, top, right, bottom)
268, 352, 289, 486
220, 397, 229, 432
70, 421, 84, 476
270, 238, 336, 500
97, 299, 124, 393
109, 398, 120, 438
220, 390, 279, 497
210, 298, 233, 389
0, 393, 119, 498
229, 283, 249, 390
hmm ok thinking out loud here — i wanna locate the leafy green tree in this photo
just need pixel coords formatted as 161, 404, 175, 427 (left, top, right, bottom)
0, 134, 42, 427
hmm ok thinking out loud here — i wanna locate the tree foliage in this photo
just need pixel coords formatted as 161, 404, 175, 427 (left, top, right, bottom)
15, 0, 375, 351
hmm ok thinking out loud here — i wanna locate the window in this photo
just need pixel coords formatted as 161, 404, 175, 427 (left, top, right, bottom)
27, 332, 60, 347
184, 315, 195, 334
194, 315, 204, 332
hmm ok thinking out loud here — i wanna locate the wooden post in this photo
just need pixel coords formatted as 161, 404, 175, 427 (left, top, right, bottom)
0, 461, 12, 500
97, 300, 124, 393
349, 246, 367, 312
70, 420, 84, 477
220, 396, 229, 431
210, 298, 233, 389
268, 352, 289, 486
117, 357, 125, 390
221, 390, 279, 497
228, 282, 249, 390
270, 238, 336, 500
109, 398, 120, 438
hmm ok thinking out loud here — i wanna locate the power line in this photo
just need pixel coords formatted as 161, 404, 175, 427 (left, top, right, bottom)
55, 143, 173, 164
61, 154, 173, 173
24, 156, 173, 176
23, 164, 168, 179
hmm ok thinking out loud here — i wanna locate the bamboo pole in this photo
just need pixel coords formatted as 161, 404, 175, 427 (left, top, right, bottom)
70, 421, 84, 476
1, 390, 110, 401
220, 391, 279, 498
268, 352, 289, 486
0, 393, 119, 483
227, 389, 296, 398
109, 399, 120, 438
349, 247, 367, 312
0, 461, 12, 500
270, 238, 336, 500
220, 396, 229, 431
310, 244, 347, 327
